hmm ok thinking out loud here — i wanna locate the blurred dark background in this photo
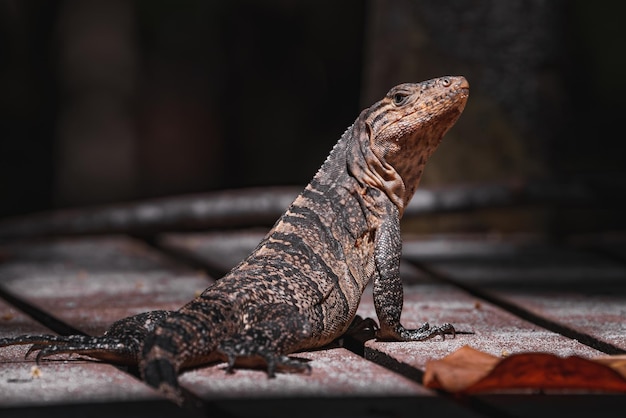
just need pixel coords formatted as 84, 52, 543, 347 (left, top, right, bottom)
1, 0, 625, 235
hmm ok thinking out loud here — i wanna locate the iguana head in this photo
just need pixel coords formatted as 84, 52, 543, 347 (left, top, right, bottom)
352, 76, 469, 216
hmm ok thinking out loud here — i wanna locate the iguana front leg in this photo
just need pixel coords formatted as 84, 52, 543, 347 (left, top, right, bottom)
372, 202, 455, 341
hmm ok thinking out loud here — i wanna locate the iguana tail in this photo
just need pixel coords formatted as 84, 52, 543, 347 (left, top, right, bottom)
140, 296, 234, 404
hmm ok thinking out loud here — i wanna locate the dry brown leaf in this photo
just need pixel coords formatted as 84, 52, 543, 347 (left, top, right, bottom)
423, 345, 626, 394
423, 345, 498, 392
593, 355, 626, 378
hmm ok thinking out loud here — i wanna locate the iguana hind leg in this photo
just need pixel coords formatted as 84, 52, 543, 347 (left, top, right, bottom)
217, 303, 312, 377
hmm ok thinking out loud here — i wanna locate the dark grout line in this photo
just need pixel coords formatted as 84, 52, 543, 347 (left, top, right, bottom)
0, 282, 208, 415
342, 334, 516, 418
572, 242, 626, 268
0, 283, 144, 388
405, 258, 626, 356
0, 285, 86, 336
364, 343, 425, 383
131, 234, 228, 281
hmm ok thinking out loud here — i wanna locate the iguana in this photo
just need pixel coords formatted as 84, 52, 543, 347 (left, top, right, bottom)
0, 76, 469, 403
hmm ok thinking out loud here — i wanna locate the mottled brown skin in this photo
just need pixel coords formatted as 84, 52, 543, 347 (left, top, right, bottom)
0, 76, 469, 403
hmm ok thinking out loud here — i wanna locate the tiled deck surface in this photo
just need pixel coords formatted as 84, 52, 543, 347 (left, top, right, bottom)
1, 229, 625, 417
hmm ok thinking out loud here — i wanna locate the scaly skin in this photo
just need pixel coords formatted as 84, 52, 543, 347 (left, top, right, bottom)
0, 76, 469, 403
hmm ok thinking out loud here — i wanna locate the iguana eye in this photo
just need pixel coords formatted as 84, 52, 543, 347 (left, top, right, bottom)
392, 92, 409, 106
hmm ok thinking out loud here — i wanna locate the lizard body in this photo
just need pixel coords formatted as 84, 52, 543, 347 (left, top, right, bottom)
1, 76, 469, 403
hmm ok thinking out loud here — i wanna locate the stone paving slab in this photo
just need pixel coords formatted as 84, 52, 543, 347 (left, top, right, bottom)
159, 230, 266, 275
0, 237, 212, 411
0, 361, 160, 408
179, 347, 483, 418
353, 262, 626, 417
0, 298, 51, 362
0, 236, 211, 335
570, 232, 626, 263
180, 347, 428, 400
356, 282, 603, 373
156, 231, 622, 361
2, 232, 626, 417
205, 396, 483, 418
0, 235, 481, 416
401, 235, 626, 351
402, 234, 626, 287
161, 231, 624, 355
